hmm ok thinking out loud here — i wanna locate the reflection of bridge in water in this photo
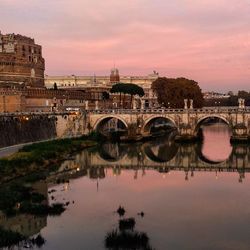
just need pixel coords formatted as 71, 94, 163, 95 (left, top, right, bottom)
56, 135, 250, 183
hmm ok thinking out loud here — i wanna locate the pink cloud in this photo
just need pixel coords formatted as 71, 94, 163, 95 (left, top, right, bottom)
1, 0, 250, 91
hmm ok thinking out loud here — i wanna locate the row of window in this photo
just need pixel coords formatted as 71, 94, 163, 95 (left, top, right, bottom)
22, 45, 41, 54
58, 83, 75, 87
0, 60, 40, 66
0, 61, 15, 66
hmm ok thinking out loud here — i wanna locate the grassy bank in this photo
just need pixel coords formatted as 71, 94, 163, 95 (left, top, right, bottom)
0, 135, 98, 183
0, 135, 100, 248
0, 226, 24, 248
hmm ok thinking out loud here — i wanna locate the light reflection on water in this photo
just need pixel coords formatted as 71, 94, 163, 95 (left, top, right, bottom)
1, 124, 250, 250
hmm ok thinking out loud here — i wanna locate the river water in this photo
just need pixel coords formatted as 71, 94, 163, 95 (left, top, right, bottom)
1, 124, 250, 250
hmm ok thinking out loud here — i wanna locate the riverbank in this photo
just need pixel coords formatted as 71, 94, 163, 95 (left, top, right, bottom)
0, 135, 100, 248
0, 135, 98, 184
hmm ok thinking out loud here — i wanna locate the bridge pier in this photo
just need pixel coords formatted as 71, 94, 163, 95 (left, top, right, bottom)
77, 103, 250, 142
230, 103, 249, 143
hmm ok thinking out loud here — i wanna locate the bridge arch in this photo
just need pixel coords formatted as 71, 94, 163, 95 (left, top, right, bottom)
194, 115, 231, 135
195, 143, 231, 165
93, 115, 129, 135
97, 143, 127, 162
144, 140, 178, 163
142, 115, 177, 134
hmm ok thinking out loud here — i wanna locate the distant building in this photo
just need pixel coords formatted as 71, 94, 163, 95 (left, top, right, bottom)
45, 69, 159, 108
0, 32, 45, 88
0, 32, 160, 112
203, 91, 231, 107
203, 92, 230, 99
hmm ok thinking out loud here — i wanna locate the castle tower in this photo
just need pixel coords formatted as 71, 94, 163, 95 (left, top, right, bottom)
110, 68, 120, 84
0, 33, 45, 88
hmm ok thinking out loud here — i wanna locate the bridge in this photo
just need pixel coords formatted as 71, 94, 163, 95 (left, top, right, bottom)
0, 100, 250, 145
75, 103, 250, 142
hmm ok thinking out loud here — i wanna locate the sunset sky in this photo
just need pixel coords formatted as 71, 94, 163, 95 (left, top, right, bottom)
1, 0, 250, 91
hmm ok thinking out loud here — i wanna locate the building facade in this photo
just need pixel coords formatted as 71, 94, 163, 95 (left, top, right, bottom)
45, 69, 159, 108
0, 32, 160, 112
0, 32, 45, 88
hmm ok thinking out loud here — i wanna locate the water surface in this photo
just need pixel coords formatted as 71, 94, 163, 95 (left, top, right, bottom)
1, 124, 250, 250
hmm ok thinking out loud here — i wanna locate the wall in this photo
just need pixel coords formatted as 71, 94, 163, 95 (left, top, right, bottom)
0, 116, 57, 148
0, 91, 25, 112
0, 33, 45, 88
0, 112, 86, 148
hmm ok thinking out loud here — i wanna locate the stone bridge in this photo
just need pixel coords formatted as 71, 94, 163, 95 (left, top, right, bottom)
0, 104, 250, 148
82, 106, 250, 141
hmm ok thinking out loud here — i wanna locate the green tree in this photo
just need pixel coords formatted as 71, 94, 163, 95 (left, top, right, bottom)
152, 77, 204, 108
227, 91, 250, 106
110, 83, 144, 108
102, 91, 110, 109
110, 83, 125, 107
126, 83, 144, 108
102, 91, 110, 100
53, 82, 58, 90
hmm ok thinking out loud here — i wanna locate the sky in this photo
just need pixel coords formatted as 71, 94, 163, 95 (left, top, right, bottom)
1, 0, 250, 92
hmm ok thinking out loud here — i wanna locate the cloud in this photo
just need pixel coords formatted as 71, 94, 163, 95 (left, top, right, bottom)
1, 0, 250, 91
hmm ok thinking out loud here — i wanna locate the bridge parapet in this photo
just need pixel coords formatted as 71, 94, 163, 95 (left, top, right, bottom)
86, 107, 250, 142
0, 106, 249, 144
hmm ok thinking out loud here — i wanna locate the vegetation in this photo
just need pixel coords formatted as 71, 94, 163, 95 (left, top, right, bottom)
119, 218, 136, 231
102, 91, 110, 108
0, 181, 65, 216
110, 83, 145, 108
228, 91, 250, 106
105, 230, 150, 249
105, 206, 155, 249
31, 234, 46, 248
204, 90, 250, 107
152, 77, 204, 108
53, 82, 58, 90
102, 91, 110, 100
20, 202, 65, 216
117, 206, 126, 216
0, 135, 100, 248
0, 227, 24, 248
0, 227, 46, 249
0, 136, 97, 183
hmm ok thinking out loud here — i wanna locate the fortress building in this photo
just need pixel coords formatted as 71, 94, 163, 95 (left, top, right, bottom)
0, 32, 160, 112
0, 32, 45, 88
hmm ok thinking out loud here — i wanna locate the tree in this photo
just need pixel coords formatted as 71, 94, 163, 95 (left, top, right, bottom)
125, 83, 144, 108
53, 82, 58, 90
152, 77, 204, 108
110, 83, 144, 108
102, 91, 110, 108
110, 83, 125, 107
102, 91, 110, 100
227, 91, 250, 106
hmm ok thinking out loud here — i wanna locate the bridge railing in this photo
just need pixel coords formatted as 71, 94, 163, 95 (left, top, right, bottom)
0, 111, 75, 117
0, 106, 250, 116
87, 106, 250, 114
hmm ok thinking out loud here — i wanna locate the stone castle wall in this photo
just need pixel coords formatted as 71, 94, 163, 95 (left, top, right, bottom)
0, 33, 45, 88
